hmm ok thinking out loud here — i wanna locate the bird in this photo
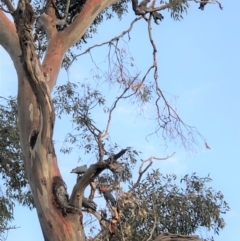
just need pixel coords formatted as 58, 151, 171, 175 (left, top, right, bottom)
138, 0, 150, 10
56, 186, 69, 216
152, 12, 164, 25
82, 196, 97, 211
70, 165, 87, 175
198, 1, 208, 10
100, 186, 116, 207
56, 186, 69, 208
138, 0, 164, 24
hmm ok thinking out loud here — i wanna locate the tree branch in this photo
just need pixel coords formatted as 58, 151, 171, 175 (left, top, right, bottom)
89, 182, 97, 201
145, 3, 171, 13
63, 0, 119, 49
0, 10, 22, 74
2, 0, 15, 13
101, 75, 140, 139
35, 14, 58, 40
45, 0, 56, 21
70, 16, 142, 65
41, 31, 66, 92
193, 0, 223, 10
0, 5, 11, 13
69, 151, 127, 208
129, 152, 175, 192
132, 0, 171, 15
63, 0, 71, 21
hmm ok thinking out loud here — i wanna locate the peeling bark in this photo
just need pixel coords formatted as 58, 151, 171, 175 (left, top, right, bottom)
10, 1, 86, 239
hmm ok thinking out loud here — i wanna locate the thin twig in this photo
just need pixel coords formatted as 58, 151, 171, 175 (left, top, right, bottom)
68, 17, 142, 67
64, 0, 71, 21
101, 75, 139, 139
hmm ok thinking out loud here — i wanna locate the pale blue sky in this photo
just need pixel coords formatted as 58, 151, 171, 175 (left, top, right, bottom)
0, 1, 240, 240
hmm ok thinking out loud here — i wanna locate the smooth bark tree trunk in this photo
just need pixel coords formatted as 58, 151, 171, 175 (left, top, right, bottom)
17, 54, 86, 241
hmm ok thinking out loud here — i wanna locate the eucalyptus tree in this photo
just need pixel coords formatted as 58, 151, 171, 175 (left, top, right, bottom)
0, 0, 224, 240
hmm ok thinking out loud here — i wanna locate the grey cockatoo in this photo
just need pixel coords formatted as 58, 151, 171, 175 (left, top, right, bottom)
82, 196, 97, 211
70, 165, 87, 175
198, 1, 208, 10
138, 0, 164, 25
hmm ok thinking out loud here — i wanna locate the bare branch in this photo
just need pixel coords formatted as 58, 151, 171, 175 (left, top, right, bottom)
63, 0, 71, 21
0, 11, 22, 74
87, 208, 108, 224
86, 209, 113, 240
0, 5, 11, 13
49, 0, 70, 26
135, 6, 205, 150
150, 0, 157, 8
111, 149, 129, 161
132, 0, 171, 15
140, 152, 175, 174
101, 75, 140, 139
50, 0, 64, 19
89, 182, 97, 201
97, 132, 105, 162
215, 0, 223, 9
45, 0, 56, 21
193, 0, 223, 10
2, 0, 15, 13
129, 152, 175, 192
69, 16, 142, 67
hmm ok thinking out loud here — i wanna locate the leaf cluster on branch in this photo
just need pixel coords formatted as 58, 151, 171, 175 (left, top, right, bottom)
0, 95, 229, 241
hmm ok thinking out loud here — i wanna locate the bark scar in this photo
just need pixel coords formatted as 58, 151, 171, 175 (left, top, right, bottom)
41, 177, 47, 185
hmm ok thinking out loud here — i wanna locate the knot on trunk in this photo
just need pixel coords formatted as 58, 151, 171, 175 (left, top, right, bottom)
52, 176, 69, 216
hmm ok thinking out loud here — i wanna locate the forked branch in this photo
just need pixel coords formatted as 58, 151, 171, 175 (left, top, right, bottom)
69, 149, 128, 208
36, 13, 58, 40
129, 152, 175, 192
